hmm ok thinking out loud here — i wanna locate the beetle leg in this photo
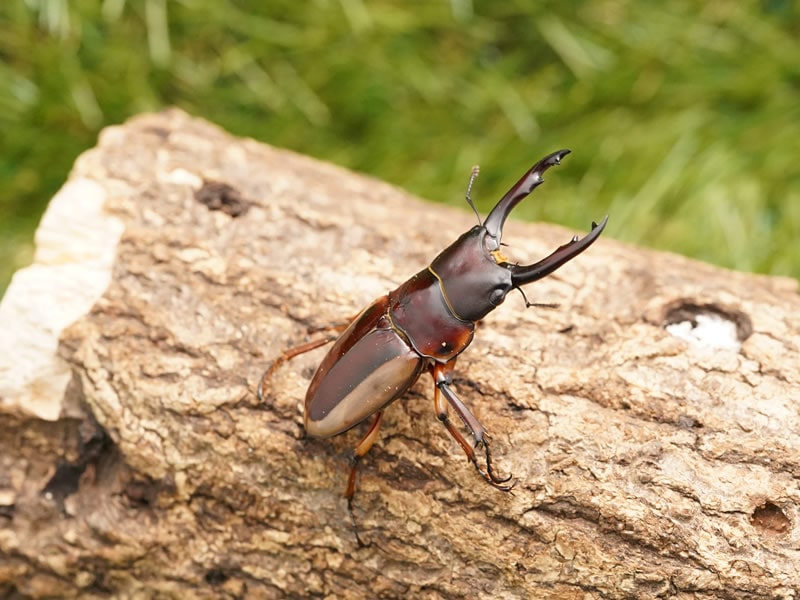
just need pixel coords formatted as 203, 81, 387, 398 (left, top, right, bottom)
431, 364, 514, 491
258, 315, 359, 402
346, 410, 384, 546
256, 335, 340, 402
306, 314, 359, 335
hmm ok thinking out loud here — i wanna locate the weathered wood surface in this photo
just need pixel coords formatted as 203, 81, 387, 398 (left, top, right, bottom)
1, 109, 799, 599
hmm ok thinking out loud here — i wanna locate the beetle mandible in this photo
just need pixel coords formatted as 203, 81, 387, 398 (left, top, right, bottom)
259, 149, 607, 516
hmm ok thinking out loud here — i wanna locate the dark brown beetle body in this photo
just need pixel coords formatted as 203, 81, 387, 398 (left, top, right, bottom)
259, 149, 607, 525
305, 268, 475, 439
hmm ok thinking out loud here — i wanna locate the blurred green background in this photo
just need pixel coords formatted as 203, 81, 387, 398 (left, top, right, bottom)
1, 1, 798, 296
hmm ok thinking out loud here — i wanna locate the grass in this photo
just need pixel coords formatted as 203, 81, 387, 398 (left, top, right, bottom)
1, 0, 798, 294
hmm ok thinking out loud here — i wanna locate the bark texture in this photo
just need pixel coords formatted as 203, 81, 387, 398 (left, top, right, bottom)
1, 109, 799, 599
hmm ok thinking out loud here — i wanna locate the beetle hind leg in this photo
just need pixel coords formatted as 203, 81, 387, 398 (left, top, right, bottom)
345, 410, 384, 547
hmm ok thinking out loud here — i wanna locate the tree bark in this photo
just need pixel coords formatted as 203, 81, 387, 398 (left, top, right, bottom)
1, 109, 798, 599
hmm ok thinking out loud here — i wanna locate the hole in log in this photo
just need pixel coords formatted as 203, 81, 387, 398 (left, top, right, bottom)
663, 301, 752, 351
205, 569, 230, 585
42, 424, 112, 503
750, 501, 790, 536
124, 479, 160, 508
195, 181, 249, 217
42, 463, 85, 502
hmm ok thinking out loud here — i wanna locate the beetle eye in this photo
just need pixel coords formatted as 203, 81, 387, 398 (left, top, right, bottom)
489, 288, 506, 306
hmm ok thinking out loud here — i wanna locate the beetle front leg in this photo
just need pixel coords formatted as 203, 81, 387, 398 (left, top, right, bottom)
430, 363, 514, 491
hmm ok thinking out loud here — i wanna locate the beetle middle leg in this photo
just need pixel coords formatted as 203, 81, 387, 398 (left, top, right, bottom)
431, 363, 514, 491
256, 317, 356, 403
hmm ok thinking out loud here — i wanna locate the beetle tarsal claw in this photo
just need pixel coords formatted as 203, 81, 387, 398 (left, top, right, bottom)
256, 376, 267, 403
469, 435, 514, 490
482, 441, 514, 486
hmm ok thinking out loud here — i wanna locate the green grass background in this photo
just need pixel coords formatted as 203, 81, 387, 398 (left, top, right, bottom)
2, 1, 798, 295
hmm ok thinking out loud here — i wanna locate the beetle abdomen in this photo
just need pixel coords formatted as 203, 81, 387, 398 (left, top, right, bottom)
305, 299, 424, 438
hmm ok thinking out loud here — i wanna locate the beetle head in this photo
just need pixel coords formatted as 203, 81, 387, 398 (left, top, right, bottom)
430, 150, 607, 322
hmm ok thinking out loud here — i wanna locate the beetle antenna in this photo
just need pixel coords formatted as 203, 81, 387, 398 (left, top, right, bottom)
517, 287, 560, 310
464, 165, 482, 226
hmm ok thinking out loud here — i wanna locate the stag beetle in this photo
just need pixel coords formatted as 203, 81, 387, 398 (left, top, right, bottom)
259, 149, 607, 525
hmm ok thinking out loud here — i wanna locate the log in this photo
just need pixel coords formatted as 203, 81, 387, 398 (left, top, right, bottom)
1, 109, 798, 599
